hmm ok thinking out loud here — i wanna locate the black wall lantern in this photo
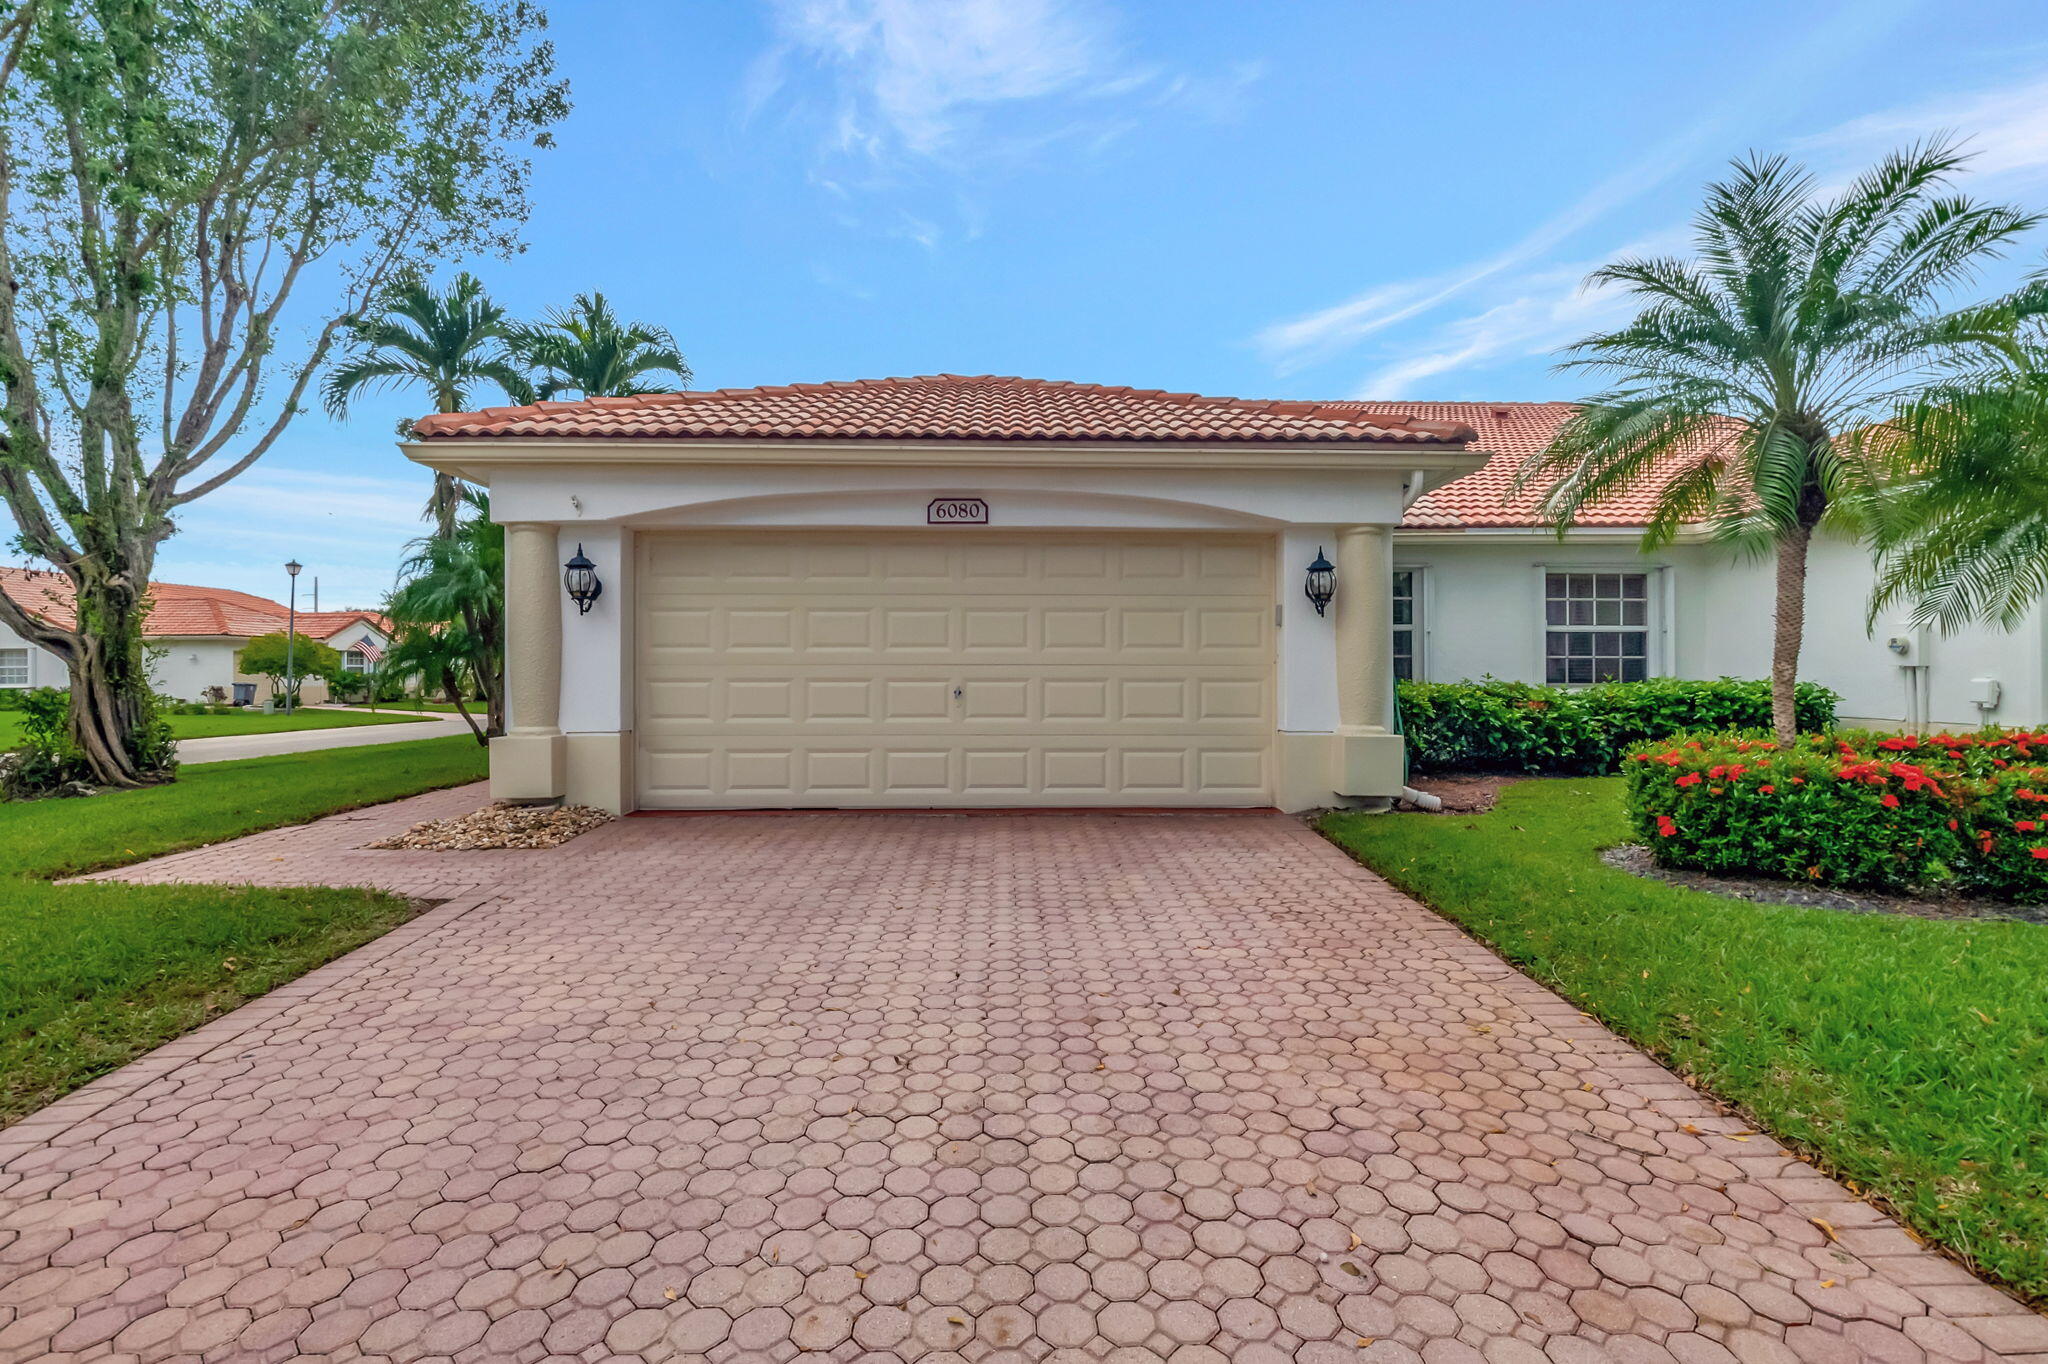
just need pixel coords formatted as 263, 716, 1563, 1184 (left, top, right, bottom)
1304, 546, 1336, 617
563, 544, 603, 615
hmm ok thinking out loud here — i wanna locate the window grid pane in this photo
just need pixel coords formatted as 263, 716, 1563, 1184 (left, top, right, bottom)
1392, 571, 1417, 682
0, 648, 25, 687
1544, 572, 1649, 684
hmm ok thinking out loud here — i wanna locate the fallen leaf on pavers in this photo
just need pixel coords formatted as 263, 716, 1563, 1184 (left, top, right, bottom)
1821, 1279, 1836, 1288
1348, 1234, 1361, 1250
1682, 1124, 1702, 1134
1358, 1338, 1375, 1347
853, 1270, 868, 1280
1811, 1218, 1839, 1242
947, 1316, 966, 1327
664, 1288, 679, 1301
1340, 1262, 1364, 1277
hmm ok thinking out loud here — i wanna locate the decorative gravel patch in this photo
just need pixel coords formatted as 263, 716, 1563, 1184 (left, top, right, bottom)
1603, 841, 2048, 924
367, 801, 613, 851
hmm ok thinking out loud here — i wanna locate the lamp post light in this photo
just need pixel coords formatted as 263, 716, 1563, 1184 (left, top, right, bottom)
284, 560, 302, 715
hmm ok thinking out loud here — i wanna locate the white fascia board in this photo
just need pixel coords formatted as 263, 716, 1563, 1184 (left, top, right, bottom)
399, 438, 1492, 485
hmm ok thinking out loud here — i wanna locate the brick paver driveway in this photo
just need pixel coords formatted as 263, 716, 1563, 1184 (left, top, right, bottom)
2, 786, 2040, 1363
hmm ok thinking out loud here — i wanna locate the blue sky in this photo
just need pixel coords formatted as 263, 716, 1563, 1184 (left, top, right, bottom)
153, 0, 2048, 609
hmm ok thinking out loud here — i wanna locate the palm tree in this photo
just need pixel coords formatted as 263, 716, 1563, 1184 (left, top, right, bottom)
514, 292, 690, 399
385, 487, 506, 742
1517, 144, 2039, 741
324, 272, 534, 535
1865, 318, 2048, 631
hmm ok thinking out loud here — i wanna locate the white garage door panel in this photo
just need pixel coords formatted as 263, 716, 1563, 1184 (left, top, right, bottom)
637, 533, 1274, 807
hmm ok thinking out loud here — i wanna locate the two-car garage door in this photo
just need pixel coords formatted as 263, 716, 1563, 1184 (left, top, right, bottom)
635, 532, 1274, 808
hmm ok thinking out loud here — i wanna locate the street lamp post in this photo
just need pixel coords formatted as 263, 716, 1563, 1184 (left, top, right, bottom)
284, 560, 302, 715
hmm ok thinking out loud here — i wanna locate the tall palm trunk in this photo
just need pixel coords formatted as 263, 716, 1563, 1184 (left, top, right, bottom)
430, 472, 463, 539
1770, 524, 1814, 744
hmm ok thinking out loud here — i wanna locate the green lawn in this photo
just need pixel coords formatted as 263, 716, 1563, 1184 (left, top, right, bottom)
0, 705, 432, 748
0, 736, 488, 1125
1321, 779, 2048, 1304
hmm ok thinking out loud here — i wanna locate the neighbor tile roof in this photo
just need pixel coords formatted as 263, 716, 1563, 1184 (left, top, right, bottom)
410, 374, 1477, 445
1320, 401, 1736, 530
0, 568, 387, 639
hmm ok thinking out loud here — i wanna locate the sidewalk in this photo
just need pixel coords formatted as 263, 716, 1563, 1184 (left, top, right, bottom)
174, 710, 474, 764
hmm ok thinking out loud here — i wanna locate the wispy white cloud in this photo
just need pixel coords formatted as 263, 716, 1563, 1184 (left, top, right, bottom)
158, 468, 432, 608
746, 0, 1261, 228
1254, 113, 1742, 377
1794, 72, 2048, 189
1254, 0, 1925, 396
749, 0, 1129, 161
1352, 264, 1635, 398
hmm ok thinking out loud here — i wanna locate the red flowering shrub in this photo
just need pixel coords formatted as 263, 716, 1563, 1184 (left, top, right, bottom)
1624, 729, 2048, 900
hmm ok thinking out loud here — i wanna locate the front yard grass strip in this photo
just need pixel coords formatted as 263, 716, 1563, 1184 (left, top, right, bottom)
1320, 777, 2048, 1305
0, 735, 487, 1125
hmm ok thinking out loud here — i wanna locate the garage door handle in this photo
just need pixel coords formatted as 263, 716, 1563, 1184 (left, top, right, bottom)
952, 687, 963, 699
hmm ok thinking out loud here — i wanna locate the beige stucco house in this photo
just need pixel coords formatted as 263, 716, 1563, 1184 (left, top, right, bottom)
406, 375, 1484, 813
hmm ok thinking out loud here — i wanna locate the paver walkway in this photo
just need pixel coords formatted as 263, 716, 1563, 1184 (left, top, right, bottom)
1, 787, 2041, 1363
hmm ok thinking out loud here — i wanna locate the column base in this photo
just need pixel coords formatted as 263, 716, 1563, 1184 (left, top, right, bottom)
1334, 729, 1406, 800
1275, 731, 1408, 810
565, 732, 635, 814
490, 732, 566, 803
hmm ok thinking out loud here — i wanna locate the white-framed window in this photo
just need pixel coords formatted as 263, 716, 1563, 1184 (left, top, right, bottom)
341, 647, 371, 674
0, 647, 26, 687
1545, 571, 1649, 683
1392, 569, 1420, 681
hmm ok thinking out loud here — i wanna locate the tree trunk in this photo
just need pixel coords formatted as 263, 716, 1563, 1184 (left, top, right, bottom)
443, 666, 488, 746
431, 472, 462, 539
66, 574, 169, 787
1770, 524, 1815, 744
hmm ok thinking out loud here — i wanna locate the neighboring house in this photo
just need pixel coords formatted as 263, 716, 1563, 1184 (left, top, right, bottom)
407, 375, 2046, 816
1347, 402, 2041, 731
0, 568, 391, 704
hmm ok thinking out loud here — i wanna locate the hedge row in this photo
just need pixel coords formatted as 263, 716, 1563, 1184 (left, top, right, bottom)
1625, 728, 2048, 900
1398, 677, 1839, 774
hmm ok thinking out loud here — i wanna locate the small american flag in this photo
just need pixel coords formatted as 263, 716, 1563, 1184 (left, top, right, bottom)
353, 636, 385, 664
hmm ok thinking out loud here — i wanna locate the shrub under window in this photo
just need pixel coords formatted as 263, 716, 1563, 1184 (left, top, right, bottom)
1399, 676, 1839, 774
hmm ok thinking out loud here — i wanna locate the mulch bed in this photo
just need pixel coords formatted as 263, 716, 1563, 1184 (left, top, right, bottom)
1602, 843, 2048, 925
1399, 771, 1533, 814
368, 803, 614, 851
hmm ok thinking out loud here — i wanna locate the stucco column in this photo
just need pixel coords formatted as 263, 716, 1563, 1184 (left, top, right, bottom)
506, 522, 562, 734
1325, 522, 1403, 801
492, 521, 567, 801
1333, 523, 1393, 734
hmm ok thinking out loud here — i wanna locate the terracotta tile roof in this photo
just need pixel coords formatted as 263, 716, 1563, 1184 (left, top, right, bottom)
1317, 401, 1735, 530
0, 568, 387, 639
410, 374, 1477, 446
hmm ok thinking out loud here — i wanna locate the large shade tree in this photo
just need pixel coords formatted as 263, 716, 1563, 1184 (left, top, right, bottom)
515, 292, 689, 399
1518, 145, 2039, 741
0, 0, 567, 787
323, 272, 535, 536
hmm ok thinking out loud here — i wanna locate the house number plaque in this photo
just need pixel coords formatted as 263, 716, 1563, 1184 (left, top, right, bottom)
927, 497, 989, 525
